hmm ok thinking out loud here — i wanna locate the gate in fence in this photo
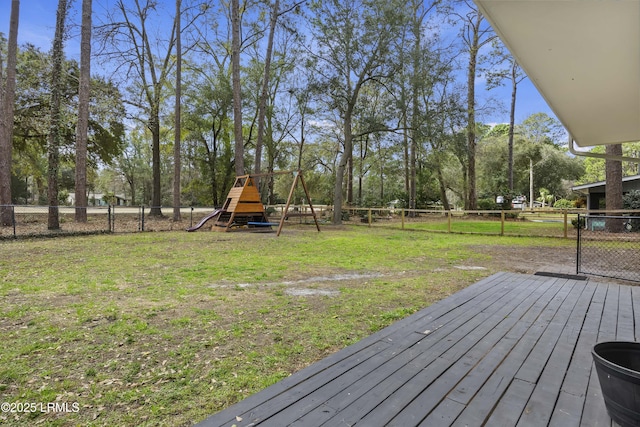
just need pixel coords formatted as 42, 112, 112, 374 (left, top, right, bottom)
576, 214, 640, 282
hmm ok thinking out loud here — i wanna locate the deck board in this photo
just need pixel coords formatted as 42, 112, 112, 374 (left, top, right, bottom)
195, 272, 634, 427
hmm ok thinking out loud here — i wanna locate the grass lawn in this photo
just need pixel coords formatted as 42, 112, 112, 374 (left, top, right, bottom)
399, 215, 572, 237
0, 226, 574, 426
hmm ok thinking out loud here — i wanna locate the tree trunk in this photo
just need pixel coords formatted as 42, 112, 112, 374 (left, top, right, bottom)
255, 0, 280, 178
402, 115, 409, 197
75, 0, 92, 223
0, 0, 19, 226
464, 10, 490, 211
466, 41, 478, 210
605, 144, 623, 232
231, 0, 244, 176
333, 113, 353, 224
436, 163, 450, 211
173, 0, 182, 221
529, 157, 534, 208
148, 110, 163, 216
508, 61, 517, 191
409, 12, 421, 216
48, 0, 70, 230
347, 154, 353, 205
379, 160, 384, 204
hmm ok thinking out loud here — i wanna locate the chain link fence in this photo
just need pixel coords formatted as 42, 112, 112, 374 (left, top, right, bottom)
0, 205, 224, 239
577, 214, 640, 282
0, 204, 602, 240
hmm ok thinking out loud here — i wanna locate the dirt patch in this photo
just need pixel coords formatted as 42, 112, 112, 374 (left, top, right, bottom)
472, 244, 577, 275
209, 272, 387, 289
285, 288, 341, 297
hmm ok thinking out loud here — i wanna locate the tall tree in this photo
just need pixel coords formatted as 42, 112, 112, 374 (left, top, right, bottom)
454, 0, 495, 209
47, 0, 71, 230
96, 0, 177, 216
75, 0, 92, 222
482, 41, 527, 191
254, 0, 280, 177
406, 0, 439, 214
505, 60, 524, 191
231, 0, 244, 176
0, 0, 19, 226
173, 0, 182, 221
252, 0, 304, 182
309, 0, 406, 224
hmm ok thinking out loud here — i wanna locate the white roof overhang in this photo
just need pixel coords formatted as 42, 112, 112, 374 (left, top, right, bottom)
475, 0, 640, 148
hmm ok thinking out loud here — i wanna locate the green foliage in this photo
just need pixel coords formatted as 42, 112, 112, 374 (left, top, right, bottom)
477, 198, 498, 210
477, 118, 583, 201
553, 199, 574, 209
58, 189, 69, 205
10, 174, 29, 204
571, 217, 585, 229
486, 123, 510, 138
532, 145, 584, 198
102, 191, 116, 205
8, 42, 125, 201
576, 143, 640, 185
517, 112, 566, 146
623, 190, 640, 210
623, 190, 640, 232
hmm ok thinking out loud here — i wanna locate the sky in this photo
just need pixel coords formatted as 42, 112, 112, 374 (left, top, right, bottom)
0, 0, 560, 127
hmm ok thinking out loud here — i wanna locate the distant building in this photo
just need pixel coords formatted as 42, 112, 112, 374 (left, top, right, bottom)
571, 175, 640, 209
67, 192, 129, 207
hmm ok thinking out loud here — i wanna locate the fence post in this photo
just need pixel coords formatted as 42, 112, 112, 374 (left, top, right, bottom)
108, 205, 112, 232
11, 205, 16, 238
190, 206, 194, 228
140, 205, 145, 232
563, 210, 568, 239
576, 213, 581, 275
368, 209, 372, 227
500, 210, 505, 236
401, 209, 405, 230
448, 210, 452, 233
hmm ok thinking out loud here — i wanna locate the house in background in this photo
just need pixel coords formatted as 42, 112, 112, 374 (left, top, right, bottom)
572, 175, 640, 210
67, 192, 128, 206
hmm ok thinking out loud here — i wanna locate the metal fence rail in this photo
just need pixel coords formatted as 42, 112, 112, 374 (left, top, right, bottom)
577, 214, 640, 282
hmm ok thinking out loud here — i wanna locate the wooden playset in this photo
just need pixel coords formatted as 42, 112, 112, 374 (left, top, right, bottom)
187, 170, 320, 236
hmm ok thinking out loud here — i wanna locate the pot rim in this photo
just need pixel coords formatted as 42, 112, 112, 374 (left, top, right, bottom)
593, 341, 640, 380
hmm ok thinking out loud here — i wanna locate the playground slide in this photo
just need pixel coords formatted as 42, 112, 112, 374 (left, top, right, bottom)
186, 209, 224, 232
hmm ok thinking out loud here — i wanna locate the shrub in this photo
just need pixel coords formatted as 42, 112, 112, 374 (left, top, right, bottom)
505, 211, 520, 220
574, 197, 587, 208
553, 199, 574, 209
623, 190, 640, 210
572, 217, 585, 229
477, 198, 499, 210
623, 190, 640, 232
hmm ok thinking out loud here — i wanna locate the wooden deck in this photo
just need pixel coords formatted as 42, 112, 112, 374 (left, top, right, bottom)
195, 272, 637, 427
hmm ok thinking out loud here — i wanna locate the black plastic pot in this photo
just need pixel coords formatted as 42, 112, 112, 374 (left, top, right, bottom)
592, 341, 640, 427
